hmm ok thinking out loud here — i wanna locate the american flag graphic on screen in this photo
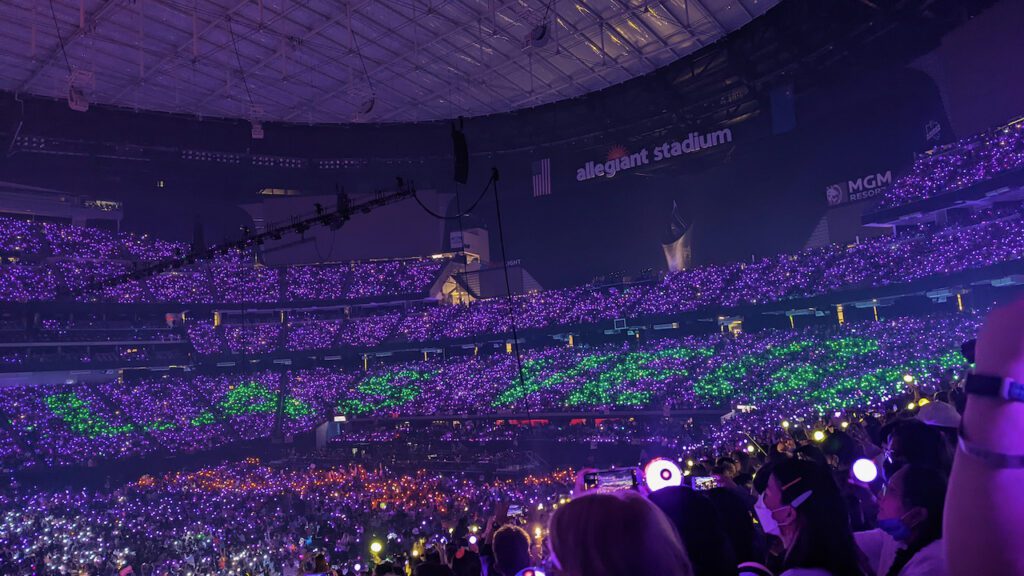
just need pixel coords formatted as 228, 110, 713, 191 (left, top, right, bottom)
532, 158, 551, 197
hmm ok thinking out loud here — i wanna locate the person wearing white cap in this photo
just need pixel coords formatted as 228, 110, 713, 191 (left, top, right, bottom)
946, 299, 1024, 575
914, 401, 961, 430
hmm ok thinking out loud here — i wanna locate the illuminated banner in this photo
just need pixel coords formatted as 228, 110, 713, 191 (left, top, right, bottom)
575, 128, 734, 182
825, 170, 893, 206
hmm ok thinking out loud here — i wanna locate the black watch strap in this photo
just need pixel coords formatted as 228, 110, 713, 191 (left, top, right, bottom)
965, 373, 1024, 402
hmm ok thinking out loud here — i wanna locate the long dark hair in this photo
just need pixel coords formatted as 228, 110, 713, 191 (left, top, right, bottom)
706, 487, 766, 565
884, 465, 947, 576
771, 459, 864, 576
648, 486, 738, 576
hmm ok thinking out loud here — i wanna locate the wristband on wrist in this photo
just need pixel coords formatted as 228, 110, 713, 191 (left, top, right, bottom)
959, 417, 1024, 469
964, 373, 1024, 402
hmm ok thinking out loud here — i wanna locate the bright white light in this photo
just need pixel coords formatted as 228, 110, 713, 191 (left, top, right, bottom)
852, 458, 878, 483
812, 430, 826, 442
644, 458, 683, 492
469, 535, 478, 545
354, 564, 361, 572
370, 541, 383, 554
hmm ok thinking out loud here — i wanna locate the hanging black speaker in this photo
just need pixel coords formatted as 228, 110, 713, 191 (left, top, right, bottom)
452, 118, 469, 184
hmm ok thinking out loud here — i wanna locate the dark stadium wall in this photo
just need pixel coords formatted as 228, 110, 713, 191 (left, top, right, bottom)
910, 0, 1024, 138
481, 66, 950, 286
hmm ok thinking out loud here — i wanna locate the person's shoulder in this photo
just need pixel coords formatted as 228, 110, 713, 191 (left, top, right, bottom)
854, 528, 890, 551
854, 528, 896, 573
778, 569, 834, 576
901, 539, 948, 576
738, 561, 774, 576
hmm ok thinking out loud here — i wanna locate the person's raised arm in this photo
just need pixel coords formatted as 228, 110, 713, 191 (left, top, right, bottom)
946, 299, 1024, 575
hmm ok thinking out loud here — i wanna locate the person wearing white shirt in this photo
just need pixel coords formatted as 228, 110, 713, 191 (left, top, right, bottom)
856, 464, 948, 576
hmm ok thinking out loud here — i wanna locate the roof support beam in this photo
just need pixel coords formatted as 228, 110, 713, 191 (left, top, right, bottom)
607, 0, 680, 57
17, 0, 122, 92
284, 0, 529, 121
111, 0, 308, 101
575, 0, 659, 71
372, 3, 631, 122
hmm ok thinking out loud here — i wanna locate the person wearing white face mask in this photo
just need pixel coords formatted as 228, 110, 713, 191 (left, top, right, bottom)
854, 465, 948, 576
755, 459, 865, 576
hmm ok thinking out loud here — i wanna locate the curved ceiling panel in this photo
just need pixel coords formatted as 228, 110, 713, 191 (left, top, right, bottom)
0, 0, 780, 123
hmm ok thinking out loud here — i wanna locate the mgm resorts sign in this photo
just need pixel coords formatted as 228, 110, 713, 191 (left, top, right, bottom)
825, 170, 892, 206
575, 128, 734, 182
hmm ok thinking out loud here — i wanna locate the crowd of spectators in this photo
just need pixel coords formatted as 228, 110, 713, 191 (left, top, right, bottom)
183, 212, 1023, 356
877, 118, 1024, 209
0, 217, 448, 304
0, 460, 574, 576
0, 369, 355, 469
2, 197, 1024, 325
0, 362, 974, 576
0, 313, 975, 471
386, 214, 1024, 342
4, 118, 1024, 576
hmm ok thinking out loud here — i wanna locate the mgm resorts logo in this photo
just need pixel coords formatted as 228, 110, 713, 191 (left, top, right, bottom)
826, 170, 892, 206
576, 128, 733, 182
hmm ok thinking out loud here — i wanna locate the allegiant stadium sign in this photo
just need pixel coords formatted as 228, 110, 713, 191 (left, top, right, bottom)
575, 128, 734, 181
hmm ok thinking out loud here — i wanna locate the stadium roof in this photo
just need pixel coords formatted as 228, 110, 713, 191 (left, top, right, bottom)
0, 0, 779, 123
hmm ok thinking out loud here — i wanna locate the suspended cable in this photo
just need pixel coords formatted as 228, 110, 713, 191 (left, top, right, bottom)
542, 0, 556, 22
47, 0, 73, 75
412, 172, 496, 220
227, 18, 255, 105
490, 167, 530, 420
349, 17, 375, 96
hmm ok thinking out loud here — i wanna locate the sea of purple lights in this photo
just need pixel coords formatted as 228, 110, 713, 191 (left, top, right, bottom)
4, 201, 1024, 330
0, 217, 447, 304
2, 118, 1019, 576
195, 311, 405, 355
0, 461, 574, 576
878, 118, 1024, 209
0, 313, 975, 470
184, 213, 1023, 355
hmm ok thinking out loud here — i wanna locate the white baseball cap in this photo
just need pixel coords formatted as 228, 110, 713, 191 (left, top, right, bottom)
916, 400, 961, 429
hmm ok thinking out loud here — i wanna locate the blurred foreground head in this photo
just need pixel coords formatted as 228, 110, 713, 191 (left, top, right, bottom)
548, 490, 692, 576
